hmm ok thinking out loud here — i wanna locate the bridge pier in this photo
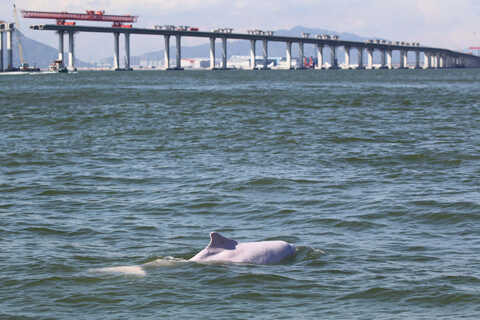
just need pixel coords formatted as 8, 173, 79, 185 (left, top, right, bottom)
386, 49, 393, 69
299, 42, 305, 69
262, 39, 269, 70
68, 30, 76, 71
209, 37, 215, 70
221, 37, 227, 69
57, 31, 64, 65
175, 35, 182, 70
164, 35, 170, 69
367, 48, 373, 69
379, 49, 387, 69
444, 55, 450, 68
344, 45, 350, 69
433, 54, 438, 68
7, 28, 13, 70
113, 32, 120, 70
0, 31, 4, 71
399, 50, 406, 69
286, 41, 292, 69
316, 43, 324, 69
330, 45, 338, 69
357, 47, 364, 69
250, 39, 256, 70
414, 51, 420, 69
125, 33, 131, 70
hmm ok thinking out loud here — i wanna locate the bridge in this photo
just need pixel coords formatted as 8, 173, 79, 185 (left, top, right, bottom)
2, 21, 480, 72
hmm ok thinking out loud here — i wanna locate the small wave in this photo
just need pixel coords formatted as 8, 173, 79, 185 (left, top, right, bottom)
415, 211, 480, 225
23, 227, 69, 236
294, 246, 327, 267
203, 273, 293, 285
143, 257, 189, 268
339, 287, 412, 301
406, 292, 480, 306
91, 265, 146, 277
246, 177, 281, 186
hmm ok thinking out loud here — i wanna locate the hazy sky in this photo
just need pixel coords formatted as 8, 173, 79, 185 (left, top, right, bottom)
2, 0, 480, 61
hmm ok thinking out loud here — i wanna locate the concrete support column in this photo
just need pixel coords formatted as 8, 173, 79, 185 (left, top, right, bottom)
286, 42, 292, 69
68, 31, 75, 71
57, 31, 64, 63
299, 42, 305, 69
344, 46, 350, 69
221, 37, 227, 69
403, 51, 409, 69
175, 34, 181, 69
209, 37, 215, 70
415, 50, 420, 69
164, 35, 170, 70
367, 48, 373, 69
386, 49, 393, 69
113, 32, 120, 70
423, 52, 432, 69
399, 50, 405, 69
330, 45, 337, 69
250, 39, 256, 70
7, 29, 13, 70
357, 47, 364, 69
440, 55, 445, 68
262, 39, 268, 70
0, 32, 4, 71
125, 33, 131, 70
380, 49, 386, 69
316, 43, 324, 69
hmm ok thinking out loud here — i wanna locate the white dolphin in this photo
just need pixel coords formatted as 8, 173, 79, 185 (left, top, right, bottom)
92, 232, 296, 276
189, 232, 296, 265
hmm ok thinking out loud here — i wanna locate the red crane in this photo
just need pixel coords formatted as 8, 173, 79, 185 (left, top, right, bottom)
21, 10, 138, 27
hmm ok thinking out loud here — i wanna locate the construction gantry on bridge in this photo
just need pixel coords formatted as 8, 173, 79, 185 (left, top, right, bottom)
2, 8, 480, 72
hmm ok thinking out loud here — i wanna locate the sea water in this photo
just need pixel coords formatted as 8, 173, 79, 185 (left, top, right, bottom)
1, 69, 479, 319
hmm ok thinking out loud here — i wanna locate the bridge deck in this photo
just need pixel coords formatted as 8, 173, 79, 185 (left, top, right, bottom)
30, 24, 472, 58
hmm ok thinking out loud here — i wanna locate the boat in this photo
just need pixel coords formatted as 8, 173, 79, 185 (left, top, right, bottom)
18, 62, 40, 72
48, 59, 68, 73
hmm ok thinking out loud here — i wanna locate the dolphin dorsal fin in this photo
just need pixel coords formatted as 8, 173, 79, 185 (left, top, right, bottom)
208, 232, 238, 250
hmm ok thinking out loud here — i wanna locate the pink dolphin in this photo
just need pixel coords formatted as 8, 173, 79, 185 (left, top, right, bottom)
189, 232, 296, 264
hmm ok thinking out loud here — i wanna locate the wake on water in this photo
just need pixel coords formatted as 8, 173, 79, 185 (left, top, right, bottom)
91, 257, 189, 277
